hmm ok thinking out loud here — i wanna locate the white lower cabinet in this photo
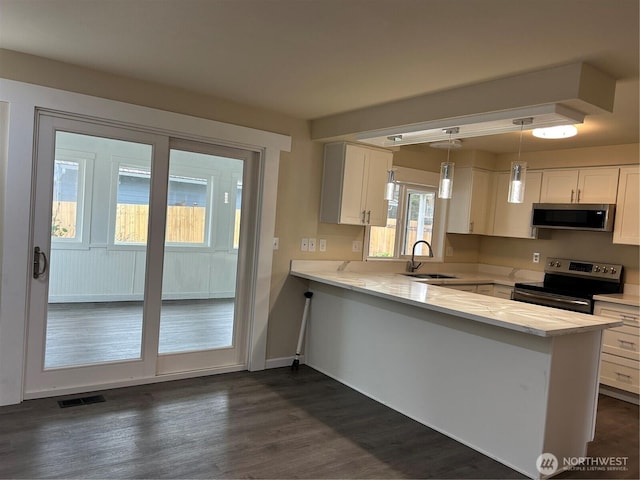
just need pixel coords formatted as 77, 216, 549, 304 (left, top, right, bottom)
476, 284, 494, 296
492, 285, 514, 300
595, 301, 640, 395
444, 284, 477, 293
444, 283, 513, 299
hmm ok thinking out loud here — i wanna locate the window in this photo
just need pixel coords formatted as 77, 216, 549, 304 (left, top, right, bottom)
367, 182, 442, 260
403, 188, 436, 256
50, 141, 93, 246
115, 166, 151, 244
165, 174, 209, 244
51, 159, 81, 240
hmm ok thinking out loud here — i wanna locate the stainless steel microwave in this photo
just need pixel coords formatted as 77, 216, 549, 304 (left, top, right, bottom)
531, 203, 615, 231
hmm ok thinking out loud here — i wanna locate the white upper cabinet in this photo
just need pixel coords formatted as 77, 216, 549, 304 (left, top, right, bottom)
540, 167, 619, 203
320, 142, 392, 226
613, 165, 640, 245
491, 171, 543, 239
447, 168, 492, 234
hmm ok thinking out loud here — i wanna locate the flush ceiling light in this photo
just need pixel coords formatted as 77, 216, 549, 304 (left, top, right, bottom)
355, 104, 584, 148
532, 125, 578, 139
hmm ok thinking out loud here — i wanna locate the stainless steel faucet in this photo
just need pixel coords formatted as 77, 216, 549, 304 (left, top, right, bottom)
407, 240, 434, 272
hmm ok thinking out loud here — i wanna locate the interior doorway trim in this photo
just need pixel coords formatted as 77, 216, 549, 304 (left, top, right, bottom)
0, 79, 291, 406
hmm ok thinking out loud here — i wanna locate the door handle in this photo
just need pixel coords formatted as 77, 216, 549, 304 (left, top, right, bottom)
33, 246, 48, 279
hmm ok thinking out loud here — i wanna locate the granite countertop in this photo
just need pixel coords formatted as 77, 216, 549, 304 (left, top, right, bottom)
593, 293, 640, 308
290, 265, 622, 338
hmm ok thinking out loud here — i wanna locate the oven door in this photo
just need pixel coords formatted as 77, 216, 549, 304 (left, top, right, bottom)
512, 287, 593, 314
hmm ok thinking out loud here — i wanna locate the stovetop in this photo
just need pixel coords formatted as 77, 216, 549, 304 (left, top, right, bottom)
515, 257, 624, 299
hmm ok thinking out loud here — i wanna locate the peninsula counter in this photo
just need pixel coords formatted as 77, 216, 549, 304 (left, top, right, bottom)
290, 262, 622, 479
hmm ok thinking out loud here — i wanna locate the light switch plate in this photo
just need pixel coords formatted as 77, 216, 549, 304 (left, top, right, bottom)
319, 239, 327, 252
352, 240, 361, 252
308, 238, 316, 252
273, 237, 279, 250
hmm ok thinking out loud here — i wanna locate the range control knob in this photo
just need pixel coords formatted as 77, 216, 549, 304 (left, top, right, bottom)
611, 267, 617, 274
602, 266, 609, 273
554, 261, 561, 268
594, 265, 601, 272
548, 261, 555, 267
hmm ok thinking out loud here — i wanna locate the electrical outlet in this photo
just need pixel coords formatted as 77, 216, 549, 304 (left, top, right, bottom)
308, 238, 316, 252
301, 238, 309, 252
352, 240, 361, 252
273, 237, 279, 250
319, 239, 327, 252
532, 252, 540, 263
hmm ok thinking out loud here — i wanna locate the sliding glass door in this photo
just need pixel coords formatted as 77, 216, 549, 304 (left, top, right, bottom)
25, 113, 254, 395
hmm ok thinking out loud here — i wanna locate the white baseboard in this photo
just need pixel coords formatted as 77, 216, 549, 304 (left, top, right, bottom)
265, 355, 304, 369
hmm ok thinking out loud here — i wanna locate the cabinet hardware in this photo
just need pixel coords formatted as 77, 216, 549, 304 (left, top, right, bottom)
367, 210, 371, 224
577, 189, 581, 202
361, 210, 366, 224
570, 189, 574, 203
469, 221, 474, 233
620, 314, 639, 322
618, 339, 637, 349
615, 372, 632, 380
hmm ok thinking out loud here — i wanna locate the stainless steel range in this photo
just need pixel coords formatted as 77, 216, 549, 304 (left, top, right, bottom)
513, 257, 623, 314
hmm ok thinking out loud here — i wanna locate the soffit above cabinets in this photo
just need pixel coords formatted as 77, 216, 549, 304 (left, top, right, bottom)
310, 63, 616, 149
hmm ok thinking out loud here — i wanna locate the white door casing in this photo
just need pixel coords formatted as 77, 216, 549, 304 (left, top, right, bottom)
0, 79, 291, 405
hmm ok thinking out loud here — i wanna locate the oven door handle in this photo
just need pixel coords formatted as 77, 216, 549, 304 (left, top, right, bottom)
514, 289, 591, 306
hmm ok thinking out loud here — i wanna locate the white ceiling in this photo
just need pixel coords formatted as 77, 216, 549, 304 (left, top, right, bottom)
0, 0, 638, 153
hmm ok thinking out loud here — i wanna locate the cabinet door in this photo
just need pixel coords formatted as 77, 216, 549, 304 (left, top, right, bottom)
613, 166, 640, 245
364, 148, 393, 226
339, 144, 368, 225
492, 171, 542, 238
476, 284, 494, 296
444, 284, 477, 293
540, 169, 579, 202
468, 169, 492, 234
578, 167, 619, 203
447, 168, 491, 234
492, 285, 514, 300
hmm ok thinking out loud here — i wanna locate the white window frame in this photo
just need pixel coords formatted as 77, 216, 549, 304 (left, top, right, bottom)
50, 148, 94, 250
365, 166, 447, 262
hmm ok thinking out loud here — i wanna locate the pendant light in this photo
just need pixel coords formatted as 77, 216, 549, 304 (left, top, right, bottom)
384, 169, 395, 201
438, 127, 458, 199
508, 118, 532, 203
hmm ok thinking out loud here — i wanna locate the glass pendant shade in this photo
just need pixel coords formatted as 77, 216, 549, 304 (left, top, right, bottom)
384, 169, 395, 201
438, 162, 454, 199
508, 161, 527, 203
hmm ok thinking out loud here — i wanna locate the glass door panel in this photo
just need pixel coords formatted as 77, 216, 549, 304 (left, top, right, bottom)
44, 132, 153, 368
158, 148, 243, 355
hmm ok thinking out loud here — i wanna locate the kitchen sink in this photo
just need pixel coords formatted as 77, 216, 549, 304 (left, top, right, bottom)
403, 273, 457, 279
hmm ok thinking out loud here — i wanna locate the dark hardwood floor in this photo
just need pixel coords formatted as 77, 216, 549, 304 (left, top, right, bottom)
45, 299, 234, 368
0, 366, 637, 479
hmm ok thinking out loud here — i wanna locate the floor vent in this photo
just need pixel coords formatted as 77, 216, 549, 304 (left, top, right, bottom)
58, 395, 106, 408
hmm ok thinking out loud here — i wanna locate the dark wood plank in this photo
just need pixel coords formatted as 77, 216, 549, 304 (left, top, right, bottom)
45, 299, 234, 367
0, 366, 636, 479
